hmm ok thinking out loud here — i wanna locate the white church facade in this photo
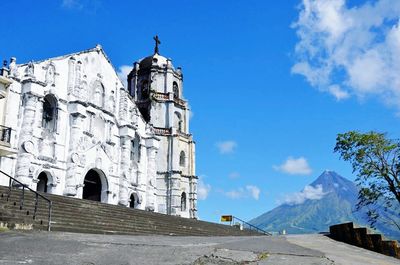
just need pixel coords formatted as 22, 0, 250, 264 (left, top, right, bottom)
0, 40, 197, 218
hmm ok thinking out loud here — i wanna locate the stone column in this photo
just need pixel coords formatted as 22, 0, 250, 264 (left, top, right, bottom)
118, 135, 131, 206
145, 137, 159, 212
64, 103, 86, 196
169, 171, 182, 215
15, 92, 39, 185
189, 177, 198, 219
67, 56, 76, 98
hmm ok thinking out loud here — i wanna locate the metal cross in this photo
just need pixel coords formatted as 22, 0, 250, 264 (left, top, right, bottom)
153, 35, 161, 54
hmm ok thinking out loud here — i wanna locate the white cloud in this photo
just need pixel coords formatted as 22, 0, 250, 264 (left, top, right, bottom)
282, 184, 327, 205
222, 185, 261, 200
197, 179, 211, 200
216, 141, 237, 154
328, 85, 349, 101
274, 156, 312, 175
62, 0, 102, 10
117, 65, 132, 89
228, 172, 240, 179
292, 0, 400, 109
62, 0, 83, 9
246, 185, 261, 200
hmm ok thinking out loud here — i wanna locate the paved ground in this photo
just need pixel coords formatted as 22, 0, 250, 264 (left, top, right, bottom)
0, 231, 399, 265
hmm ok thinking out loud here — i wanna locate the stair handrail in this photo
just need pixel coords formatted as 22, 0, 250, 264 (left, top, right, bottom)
0, 170, 52, 231
232, 216, 271, 235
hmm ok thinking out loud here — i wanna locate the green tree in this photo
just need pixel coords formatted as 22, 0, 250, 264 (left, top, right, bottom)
334, 131, 400, 230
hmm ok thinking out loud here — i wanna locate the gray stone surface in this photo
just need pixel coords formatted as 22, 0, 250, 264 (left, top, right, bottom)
0, 231, 398, 265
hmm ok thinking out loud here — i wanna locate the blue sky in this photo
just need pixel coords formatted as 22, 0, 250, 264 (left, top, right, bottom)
1, 0, 399, 223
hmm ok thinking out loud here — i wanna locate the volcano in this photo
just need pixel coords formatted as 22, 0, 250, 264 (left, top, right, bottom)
249, 171, 400, 240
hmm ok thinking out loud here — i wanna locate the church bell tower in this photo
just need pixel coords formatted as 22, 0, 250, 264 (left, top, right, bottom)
127, 36, 197, 218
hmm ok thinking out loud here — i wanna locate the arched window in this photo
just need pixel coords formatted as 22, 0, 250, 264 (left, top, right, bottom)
141, 80, 149, 99
42, 94, 58, 132
130, 140, 135, 160
179, 151, 186, 167
173, 81, 179, 98
181, 192, 187, 211
174, 112, 182, 132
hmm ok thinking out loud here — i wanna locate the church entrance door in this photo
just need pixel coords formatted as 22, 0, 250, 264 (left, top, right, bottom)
37, 172, 48, 193
83, 169, 102, 202
129, 193, 138, 208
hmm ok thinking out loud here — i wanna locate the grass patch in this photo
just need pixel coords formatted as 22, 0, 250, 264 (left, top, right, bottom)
257, 252, 269, 260
0, 227, 9, 232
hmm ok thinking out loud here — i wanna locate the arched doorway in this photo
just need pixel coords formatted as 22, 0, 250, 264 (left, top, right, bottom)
37, 172, 48, 193
129, 193, 138, 209
83, 169, 102, 202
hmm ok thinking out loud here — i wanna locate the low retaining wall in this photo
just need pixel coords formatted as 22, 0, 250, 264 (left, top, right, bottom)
329, 222, 399, 259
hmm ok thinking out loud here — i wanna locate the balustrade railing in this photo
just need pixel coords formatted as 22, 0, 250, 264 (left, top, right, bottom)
0, 170, 52, 231
151, 92, 186, 107
153, 92, 169, 101
0, 125, 11, 144
232, 216, 271, 235
177, 130, 191, 138
173, 96, 186, 107
153, 127, 171, 136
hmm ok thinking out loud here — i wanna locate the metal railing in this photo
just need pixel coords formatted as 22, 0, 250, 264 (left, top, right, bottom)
232, 216, 271, 235
0, 170, 52, 231
0, 125, 11, 144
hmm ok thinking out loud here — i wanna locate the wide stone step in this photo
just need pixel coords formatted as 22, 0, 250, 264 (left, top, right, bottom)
3, 202, 253, 236
4, 201, 240, 234
0, 186, 262, 236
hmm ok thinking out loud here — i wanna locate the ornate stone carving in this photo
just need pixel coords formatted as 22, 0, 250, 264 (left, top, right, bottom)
22, 141, 35, 154
9, 57, 19, 78
45, 62, 56, 86
71, 153, 80, 163
24, 61, 34, 77
108, 90, 116, 112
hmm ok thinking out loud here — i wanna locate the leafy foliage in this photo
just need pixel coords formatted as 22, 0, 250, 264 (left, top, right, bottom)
334, 131, 400, 230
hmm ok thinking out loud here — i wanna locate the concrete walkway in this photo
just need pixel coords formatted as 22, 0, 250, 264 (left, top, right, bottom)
0, 231, 398, 264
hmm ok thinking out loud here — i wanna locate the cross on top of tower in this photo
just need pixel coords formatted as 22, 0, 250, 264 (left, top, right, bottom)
153, 35, 161, 54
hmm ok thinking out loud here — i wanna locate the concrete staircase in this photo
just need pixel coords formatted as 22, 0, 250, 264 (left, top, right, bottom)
330, 222, 400, 259
0, 185, 262, 236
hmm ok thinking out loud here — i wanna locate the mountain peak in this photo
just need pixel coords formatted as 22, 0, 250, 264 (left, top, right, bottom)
311, 171, 356, 195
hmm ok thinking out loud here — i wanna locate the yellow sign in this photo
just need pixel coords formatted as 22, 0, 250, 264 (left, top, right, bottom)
220, 215, 233, 222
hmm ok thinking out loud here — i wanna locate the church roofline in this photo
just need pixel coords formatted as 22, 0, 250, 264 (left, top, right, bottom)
15, 44, 124, 87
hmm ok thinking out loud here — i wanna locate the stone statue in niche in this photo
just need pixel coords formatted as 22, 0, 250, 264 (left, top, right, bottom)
108, 91, 116, 112
75, 62, 82, 87
145, 123, 153, 134
79, 78, 88, 101
9, 57, 19, 78
93, 81, 104, 107
73, 61, 89, 101
25, 61, 34, 77
45, 63, 56, 86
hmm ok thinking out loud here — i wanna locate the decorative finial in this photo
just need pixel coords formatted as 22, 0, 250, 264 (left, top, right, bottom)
153, 35, 161, 54
3, 60, 7, 67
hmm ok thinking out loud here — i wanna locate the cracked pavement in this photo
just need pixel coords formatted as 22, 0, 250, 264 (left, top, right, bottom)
0, 231, 399, 264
